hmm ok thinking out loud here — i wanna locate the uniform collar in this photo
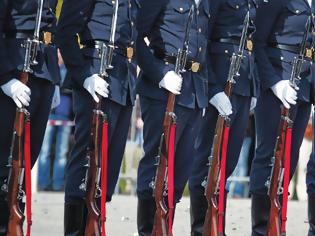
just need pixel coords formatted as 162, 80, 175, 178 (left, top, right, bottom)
302, 0, 312, 9
190, 0, 202, 8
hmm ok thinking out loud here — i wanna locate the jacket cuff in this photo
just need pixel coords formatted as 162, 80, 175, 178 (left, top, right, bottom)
208, 84, 224, 100
262, 74, 282, 91
68, 66, 92, 88
0, 72, 13, 86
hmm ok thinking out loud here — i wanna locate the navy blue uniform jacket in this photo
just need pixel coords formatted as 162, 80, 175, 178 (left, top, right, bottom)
136, 0, 211, 109
254, 0, 315, 102
0, 0, 59, 85
56, 0, 139, 106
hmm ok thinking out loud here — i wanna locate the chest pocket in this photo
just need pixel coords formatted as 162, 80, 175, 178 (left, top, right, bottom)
226, 0, 248, 10
172, 2, 191, 14
286, 1, 308, 15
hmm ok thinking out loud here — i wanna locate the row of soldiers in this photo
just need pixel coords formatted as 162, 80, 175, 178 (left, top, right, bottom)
0, 0, 315, 235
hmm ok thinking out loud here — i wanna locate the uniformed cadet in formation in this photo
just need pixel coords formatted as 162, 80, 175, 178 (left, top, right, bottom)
250, 0, 315, 235
56, 0, 139, 234
188, 0, 259, 235
0, 0, 60, 235
135, 0, 211, 235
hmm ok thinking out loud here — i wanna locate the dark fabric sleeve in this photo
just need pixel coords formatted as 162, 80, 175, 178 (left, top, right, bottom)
56, 0, 93, 87
0, 0, 15, 86
207, 1, 224, 99
253, 0, 283, 90
135, 0, 170, 84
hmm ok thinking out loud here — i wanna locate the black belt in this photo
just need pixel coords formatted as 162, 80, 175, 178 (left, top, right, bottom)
83, 40, 134, 62
213, 38, 253, 52
269, 43, 315, 60
154, 50, 201, 73
5, 31, 54, 44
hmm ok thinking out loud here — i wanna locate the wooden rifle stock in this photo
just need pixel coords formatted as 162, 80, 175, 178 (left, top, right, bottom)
152, 93, 176, 236
203, 117, 224, 236
266, 108, 290, 236
203, 83, 233, 236
7, 72, 30, 236
85, 100, 104, 236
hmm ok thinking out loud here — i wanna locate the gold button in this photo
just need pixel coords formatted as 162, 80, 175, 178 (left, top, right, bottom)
191, 62, 200, 73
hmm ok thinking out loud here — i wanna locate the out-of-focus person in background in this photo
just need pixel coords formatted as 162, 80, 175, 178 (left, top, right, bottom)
38, 50, 73, 191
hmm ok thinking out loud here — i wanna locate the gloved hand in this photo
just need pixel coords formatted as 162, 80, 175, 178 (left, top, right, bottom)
51, 85, 60, 109
209, 92, 233, 116
271, 80, 297, 109
83, 74, 109, 103
250, 97, 257, 111
1, 78, 31, 108
159, 71, 183, 95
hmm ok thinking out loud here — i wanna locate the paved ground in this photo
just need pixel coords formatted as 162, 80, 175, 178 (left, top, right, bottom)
29, 193, 308, 236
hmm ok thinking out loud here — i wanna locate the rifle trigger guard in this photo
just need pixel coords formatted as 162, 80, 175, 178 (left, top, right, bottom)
96, 186, 102, 198
167, 112, 177, 122
18, 189, 25, 201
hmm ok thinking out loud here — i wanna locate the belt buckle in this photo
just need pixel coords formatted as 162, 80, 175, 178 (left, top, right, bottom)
305, 48, 313, 59
191, 62, 200, 73
43, 32, 52, 45
127, 47, 134, 63
246, 40, 253, 52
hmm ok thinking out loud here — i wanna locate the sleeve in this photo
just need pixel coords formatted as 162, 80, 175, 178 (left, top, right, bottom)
0, 0, 15, 86
207, 1, 224, 99
135, 0, 170, 84
55, 0, 93, 87
253, 0, 283, 90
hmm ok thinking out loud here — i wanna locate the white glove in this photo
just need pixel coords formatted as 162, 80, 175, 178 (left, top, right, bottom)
271, 80, 297, 109
83, 74, 109, 103
209, 92, 233, 116
250, 97, 257, 111
1, 78, 31, 108
159, 71, 183, 95
51, 85, 60, 109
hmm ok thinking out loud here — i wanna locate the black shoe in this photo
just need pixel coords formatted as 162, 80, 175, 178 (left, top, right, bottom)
308, 195, 315, 236
251, 194, 270, 236
0, 199, 9, 236
137, 198, 156, 236
190, 195, 208, 236
64, 201, 87, 236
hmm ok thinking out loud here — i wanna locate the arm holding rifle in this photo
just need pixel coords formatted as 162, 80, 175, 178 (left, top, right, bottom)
207, 2, 232, 117
0, 0, 31, 108
136, 0, 182, 94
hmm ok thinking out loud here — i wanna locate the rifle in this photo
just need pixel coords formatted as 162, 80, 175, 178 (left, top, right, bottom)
84, 1, 119, 236
203, 12, 250, 236
6, 1, 44, 235
266, 17, 311, 236
151, 6, 195, 236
